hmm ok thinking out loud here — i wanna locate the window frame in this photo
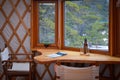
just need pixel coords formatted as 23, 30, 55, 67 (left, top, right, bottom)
31, 0, 116, 55
60, 0, 115, 55
32, 0, 58, 48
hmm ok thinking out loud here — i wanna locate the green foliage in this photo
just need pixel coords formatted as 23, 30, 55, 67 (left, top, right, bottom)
67, 12, 83, 24
96, 4, 103, 10
39, 3, 55, 43
64, 0, 109, 48
66, 1, 80, 12
86, 21, 107, 45
82, 15, 101, 20
43, 18, 55, 31
40, 7, 46, 14
79, 6, 89, 10
39, 0, 109, 49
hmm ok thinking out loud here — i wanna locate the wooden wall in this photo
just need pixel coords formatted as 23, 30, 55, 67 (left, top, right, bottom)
0, 0, 32, 80
0, 0, 31, 54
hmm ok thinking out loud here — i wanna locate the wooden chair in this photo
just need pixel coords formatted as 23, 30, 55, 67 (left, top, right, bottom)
55, 63, 99, 80
0, 45, 34, 80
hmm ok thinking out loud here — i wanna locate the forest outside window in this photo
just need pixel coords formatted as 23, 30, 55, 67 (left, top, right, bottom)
39, 3, 55, 44
32, 0, 58, 48
39, 1, 58, 47
62, 0, 109, 52
32, 0, 114, 54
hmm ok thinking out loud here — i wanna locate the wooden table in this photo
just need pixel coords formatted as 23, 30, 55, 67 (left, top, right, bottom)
33, 49, 120, 80
34, 49, 120, 64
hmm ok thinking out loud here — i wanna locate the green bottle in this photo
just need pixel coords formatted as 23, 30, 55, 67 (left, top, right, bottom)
84, 38, 88, 54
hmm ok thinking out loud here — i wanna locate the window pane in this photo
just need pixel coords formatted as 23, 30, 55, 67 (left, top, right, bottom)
39, 3, 55, 44
64, 0, 109, 50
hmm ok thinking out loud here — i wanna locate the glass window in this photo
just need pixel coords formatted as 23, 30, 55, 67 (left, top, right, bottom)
38, 3, 56, 44
64, 0, 109, 51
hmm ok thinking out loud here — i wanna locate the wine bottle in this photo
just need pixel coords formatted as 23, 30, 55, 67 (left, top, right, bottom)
84, 38, 88, 54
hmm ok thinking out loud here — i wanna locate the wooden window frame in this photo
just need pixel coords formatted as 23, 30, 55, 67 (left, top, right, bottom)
60, 0, 116, 55
31, 0, 58, 49
31, 0, 117, 55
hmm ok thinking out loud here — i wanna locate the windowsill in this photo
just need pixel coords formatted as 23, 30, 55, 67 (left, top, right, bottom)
31, 47, 109, 55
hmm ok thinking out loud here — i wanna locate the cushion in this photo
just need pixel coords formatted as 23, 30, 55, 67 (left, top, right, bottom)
8, 62, 30, 71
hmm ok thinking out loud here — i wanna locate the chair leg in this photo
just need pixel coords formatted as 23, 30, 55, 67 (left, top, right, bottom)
29, 75, 31, 80
6, 75, 11, 80
29, 74, 32, 80
6, 75, 8, 80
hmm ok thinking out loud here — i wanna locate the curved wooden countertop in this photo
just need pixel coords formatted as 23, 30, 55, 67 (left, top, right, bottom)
34, 49, 120, 64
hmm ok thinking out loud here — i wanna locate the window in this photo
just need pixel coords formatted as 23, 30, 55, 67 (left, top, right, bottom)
39, 3, 56, 44
32, 0, 115, 54
62, 0, 109, 52
32, 0, 58, 48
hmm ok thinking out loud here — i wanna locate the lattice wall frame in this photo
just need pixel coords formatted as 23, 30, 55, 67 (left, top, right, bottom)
0, 0, 31, 54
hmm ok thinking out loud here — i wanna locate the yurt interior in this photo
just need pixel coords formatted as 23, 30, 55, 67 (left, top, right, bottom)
0, 0, 120, 80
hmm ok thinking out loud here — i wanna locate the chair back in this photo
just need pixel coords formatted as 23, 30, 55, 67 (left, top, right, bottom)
0, 47, 9, 61
0, 44, 35, 80
0, 49, 3, 79
55, 64, 99, 80
0, 49, 2, 70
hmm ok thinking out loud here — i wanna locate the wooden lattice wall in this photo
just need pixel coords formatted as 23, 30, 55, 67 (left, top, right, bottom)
0, 0, 31, 54
0, 0, 32, 79
0, 0, 120, 80
0, 0, 55, 80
